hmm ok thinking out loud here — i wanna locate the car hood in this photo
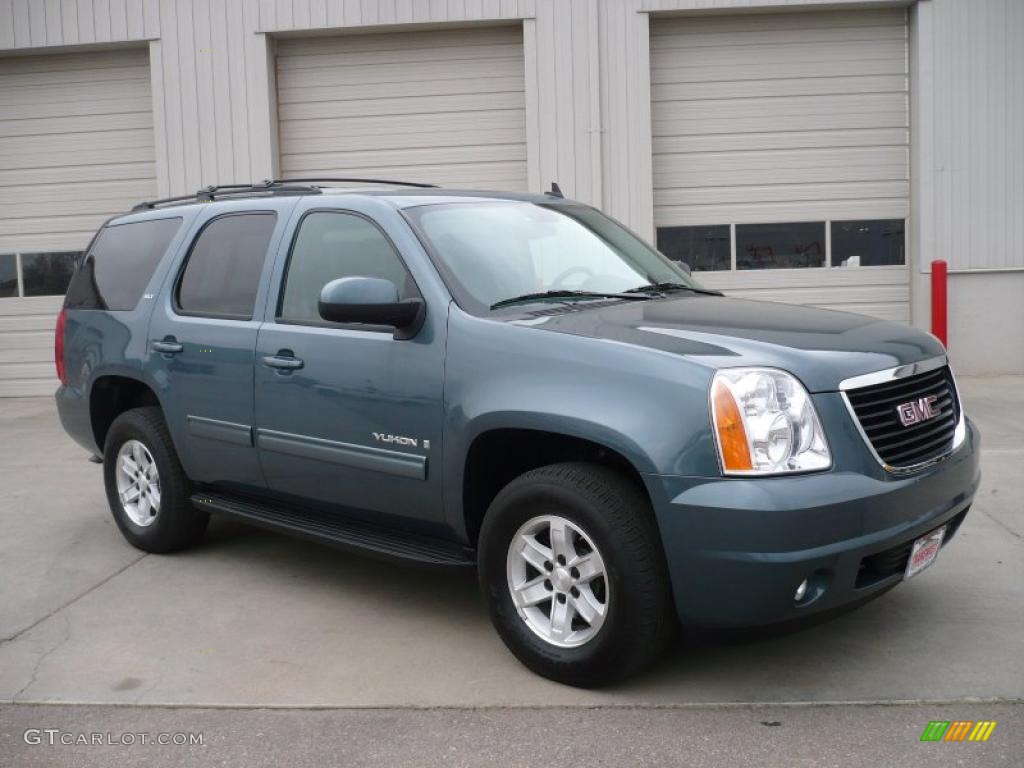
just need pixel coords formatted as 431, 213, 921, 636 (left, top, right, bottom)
507, 294, 946, 392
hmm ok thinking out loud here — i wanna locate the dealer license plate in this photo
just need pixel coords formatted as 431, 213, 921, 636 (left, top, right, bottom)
904, 526, 946, 580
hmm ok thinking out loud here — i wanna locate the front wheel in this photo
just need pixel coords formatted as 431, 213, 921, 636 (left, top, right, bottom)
478, 462, 674, 687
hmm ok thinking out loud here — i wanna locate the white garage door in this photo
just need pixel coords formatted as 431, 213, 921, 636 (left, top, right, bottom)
0, 47, 156, 397
277, 25, 527, 191
651, 10, 910, 322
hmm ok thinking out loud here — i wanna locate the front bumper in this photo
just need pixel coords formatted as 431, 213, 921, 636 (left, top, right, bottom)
643, 418, 981, 627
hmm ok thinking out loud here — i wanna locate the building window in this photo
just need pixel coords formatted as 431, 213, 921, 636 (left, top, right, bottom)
0, 254, 17, 298
656, 225, 731, 272
655, 219, 905, 272
831, 219, 905, 267
736, 222, 825, 270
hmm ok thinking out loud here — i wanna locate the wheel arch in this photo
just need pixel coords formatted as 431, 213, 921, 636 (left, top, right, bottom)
89, 372, 163, 452
456, 415, 659, 547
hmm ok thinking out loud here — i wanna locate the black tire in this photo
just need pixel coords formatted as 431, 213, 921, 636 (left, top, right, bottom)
102, 406, 208, 553
478, 462, 674, 687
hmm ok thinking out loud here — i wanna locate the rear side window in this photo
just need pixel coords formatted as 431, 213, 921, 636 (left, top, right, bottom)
176, 213, 277, 319
64, 218, 183, 310
278, 211, 416, 325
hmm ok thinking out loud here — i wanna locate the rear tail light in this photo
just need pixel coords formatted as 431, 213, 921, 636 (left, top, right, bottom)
55, 307, 68, 386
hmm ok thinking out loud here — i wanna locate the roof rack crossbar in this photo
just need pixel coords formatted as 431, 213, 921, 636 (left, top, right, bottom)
272, 177, 439, 189
132, 181, 321, 212
131, 176, 439, 211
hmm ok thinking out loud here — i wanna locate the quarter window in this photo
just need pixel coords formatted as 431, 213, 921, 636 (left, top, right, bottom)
66, 218, 182, 310
279, 212, 414, 325
177, 213, 277, 319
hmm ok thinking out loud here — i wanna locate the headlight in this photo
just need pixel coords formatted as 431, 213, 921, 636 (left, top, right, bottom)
710, 368, 831, 475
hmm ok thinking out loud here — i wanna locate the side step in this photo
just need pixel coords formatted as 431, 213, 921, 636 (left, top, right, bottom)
192, 492, 475, 568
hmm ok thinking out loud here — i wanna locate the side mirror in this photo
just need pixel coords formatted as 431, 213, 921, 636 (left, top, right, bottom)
677, 260, 692, 276
318, 277, 425, 339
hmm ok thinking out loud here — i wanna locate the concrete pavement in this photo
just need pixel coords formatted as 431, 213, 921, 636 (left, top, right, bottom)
0, 378, 1021, 710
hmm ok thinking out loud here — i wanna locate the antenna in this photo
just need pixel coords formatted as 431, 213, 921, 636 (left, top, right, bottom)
547, 182, 564, 198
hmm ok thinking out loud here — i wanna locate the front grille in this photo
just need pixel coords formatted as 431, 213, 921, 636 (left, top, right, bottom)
845, 365, 960, 470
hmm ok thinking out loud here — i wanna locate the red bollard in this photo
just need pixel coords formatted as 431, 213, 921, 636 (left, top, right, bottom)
931, 260, 948, 348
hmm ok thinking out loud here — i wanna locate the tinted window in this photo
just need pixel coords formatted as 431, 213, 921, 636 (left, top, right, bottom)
23, 252, 79, 297
657, 225, 731, 271
0, 254, 16, 297
178, 213, 276, 319
65, 218, 183, 310
831, 219, 905, 267
736, 222, 825, 270
279, 212, 414, 324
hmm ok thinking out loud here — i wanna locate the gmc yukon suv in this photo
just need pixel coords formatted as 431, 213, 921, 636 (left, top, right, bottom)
55, 179, 980, 687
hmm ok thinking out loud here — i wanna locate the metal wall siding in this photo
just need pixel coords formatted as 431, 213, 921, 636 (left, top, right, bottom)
924, 0, 1023, 271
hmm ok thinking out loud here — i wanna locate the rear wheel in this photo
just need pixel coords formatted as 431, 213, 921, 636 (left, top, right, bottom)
103, 407, 208, 553
478, 462, 674, 687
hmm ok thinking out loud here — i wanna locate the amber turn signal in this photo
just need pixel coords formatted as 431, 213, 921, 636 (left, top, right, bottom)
711, 377, 753, 472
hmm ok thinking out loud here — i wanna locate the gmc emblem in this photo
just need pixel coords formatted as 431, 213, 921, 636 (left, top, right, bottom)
896, 395, 941, 427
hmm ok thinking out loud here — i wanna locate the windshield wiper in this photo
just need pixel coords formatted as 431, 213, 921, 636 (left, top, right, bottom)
490, 290, 652, 311
624, 281, 723, 297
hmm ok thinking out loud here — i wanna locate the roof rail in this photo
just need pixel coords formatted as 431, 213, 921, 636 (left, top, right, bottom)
271, 177, 439, 189
131, 177, 439, 212
131, 180, 320, 212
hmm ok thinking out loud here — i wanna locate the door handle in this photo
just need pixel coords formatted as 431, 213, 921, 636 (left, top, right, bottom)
262, 355, 304, 371
152, 339, 183, 355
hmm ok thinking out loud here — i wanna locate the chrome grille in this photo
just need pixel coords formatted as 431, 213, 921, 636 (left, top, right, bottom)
844, 364, 960, 470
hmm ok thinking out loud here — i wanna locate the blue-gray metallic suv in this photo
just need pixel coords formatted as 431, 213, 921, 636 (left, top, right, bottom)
55, 179, 980, 686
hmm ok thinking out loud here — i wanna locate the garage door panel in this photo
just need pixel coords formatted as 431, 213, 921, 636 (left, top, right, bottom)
278, 75, 525, 105
654, 111, 905, 138
0, 112, 153, 140
278, 27, 526, 192
652, 23, 906, 50
277, 41, 525, 71
0, 95, 152, 122
653, 74, 907, 102
279, 25, 520, 58
276, 56, 523, 89
652, 9, 906, 37
651, 38, 905, 71
653, 93, 906, 122
283, 143, 526, 171
654, 127, 908, 155
282, 90, 525, 121
653, 58, 905, 86
654, 180, 910, 208
655, 199, 910, 228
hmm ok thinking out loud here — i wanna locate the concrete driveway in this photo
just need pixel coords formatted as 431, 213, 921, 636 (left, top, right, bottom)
1, 378, 1022, 710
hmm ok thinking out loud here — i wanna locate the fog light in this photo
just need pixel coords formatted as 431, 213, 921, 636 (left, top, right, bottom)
794, 579, 808, 602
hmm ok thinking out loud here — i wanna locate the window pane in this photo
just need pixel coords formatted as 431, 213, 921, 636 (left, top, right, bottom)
280, 212, 413, 324
178, 213, 276, 319
22, 252, 79, 296
0, 254, 16, 297
736, 222, 825, 270
65, 217, 183, 310
831, 219, 905, 267
656, 225, 731, 271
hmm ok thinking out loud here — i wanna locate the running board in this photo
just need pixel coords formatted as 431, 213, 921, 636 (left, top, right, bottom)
192, 492, 475, 568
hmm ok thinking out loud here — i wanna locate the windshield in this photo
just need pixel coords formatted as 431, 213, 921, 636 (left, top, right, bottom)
405, 202, 699, 313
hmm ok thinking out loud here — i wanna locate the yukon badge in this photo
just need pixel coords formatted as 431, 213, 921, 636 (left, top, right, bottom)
373, 432, 428, 449
896, 395, 940, 427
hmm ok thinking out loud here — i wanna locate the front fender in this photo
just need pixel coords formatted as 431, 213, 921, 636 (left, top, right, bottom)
442, 308, 720, 534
